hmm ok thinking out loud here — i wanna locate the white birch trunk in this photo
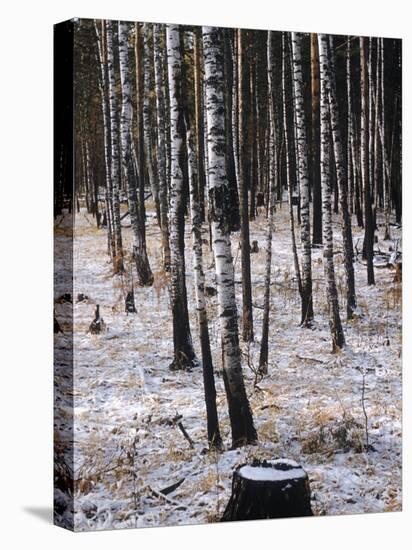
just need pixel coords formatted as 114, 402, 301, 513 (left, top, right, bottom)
291, 32, 313, 325
143, 23, 161, 227
187, 125, 222, 449
106, 20, 124, 273
259, 31, 276, 373
282, 33, 302, 298
318, 34, 345, 351
94, 21, 116, 260
323, 35, 357, 320
153, 23, 171, 270
202, 26, 257, 448
360, 36, 375, 285
119, 21, 153, 286
166, 24, 197, 370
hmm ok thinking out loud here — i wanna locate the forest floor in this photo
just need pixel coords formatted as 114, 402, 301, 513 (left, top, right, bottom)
54, 200, 402, 531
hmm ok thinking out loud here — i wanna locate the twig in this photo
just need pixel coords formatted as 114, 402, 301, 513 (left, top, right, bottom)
147, 485, 187, 510
361, 369, 370, 452
169, 414, 195, 448
295, 354, 326, 364
159, 478, 186, 496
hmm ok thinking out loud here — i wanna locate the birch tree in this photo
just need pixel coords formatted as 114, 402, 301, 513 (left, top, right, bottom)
323, 35, 357, 320
106, 20, 124, 273
380, 38, 391, 239
143, 23, 161, 227
187, 123, 223, 449
118, 21, 153, 286
153, 23, 171, 271
360, 36, 375, 285
202, 26, 257, 448
237, 28, 254, 342
282, 33, 302, 298
193, 29, 206, 222
291, 32, 314, 326
318, 34, 345, 351
166, 24, 197, 370
94, 20, 116, 262
311, 33, 322, 245
259, 31, 276, 373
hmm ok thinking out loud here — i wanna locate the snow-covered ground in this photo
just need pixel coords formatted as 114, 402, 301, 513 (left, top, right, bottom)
54, 201, 402, 531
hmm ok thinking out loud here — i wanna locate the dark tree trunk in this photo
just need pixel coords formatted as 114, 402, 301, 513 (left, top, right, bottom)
237, 28, 254, 342
360, 37, 375, 285
193, 30, 207, 222
311, 33, 322, 245
223, 28, 241, 232
325, 35, 357, 320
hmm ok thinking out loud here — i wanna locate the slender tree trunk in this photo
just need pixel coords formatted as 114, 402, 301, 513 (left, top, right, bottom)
368, 38, 375, 207
153, 23, 171, 271
223, 29, 241, 231
237, 29, 254, 342
143, 23, 161, 227
291, 32, 314, 326
119, 21, 153, 286
94, 21, 116, 261
318, 34, 345, 351
360, 36, 375, 285
374, 39, 382, 209
259, 31, 276, 373
202, 26, 257, 448
248, 59, 257, 221
283, 33, 302, 298
166, 24, 197, 370
187, 125, 223, 449
193, 30, 206, 222
380, 38, 391, 240
106, 20, 124, 273
323, 36, 357, 320
346, 37, 355, 216
311, 33, 322, 245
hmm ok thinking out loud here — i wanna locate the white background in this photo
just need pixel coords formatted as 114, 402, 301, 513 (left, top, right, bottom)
0, 0, 409, 548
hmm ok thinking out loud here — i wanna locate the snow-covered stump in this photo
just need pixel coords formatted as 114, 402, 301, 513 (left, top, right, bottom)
222, 459, 313, 521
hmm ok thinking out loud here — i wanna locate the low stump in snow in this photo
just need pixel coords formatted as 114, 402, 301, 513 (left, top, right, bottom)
222, 459, 313, 521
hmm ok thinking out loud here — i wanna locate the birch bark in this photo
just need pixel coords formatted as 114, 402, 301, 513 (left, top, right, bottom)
318, 34, 345, 350
202, 26, 257, 448
360, 36, 375, 285
259, 31, 276, 373
94, 21, 116, 261
237, 29, 254, 342
187, 125, 222, 449
324, 35, 357, 319
291, 32, 314, 325
143, 23, 161, 227
119, 21, 153, 285
153, 23, 171, 270
106, 20, 124, 273
166, 24, 197, 370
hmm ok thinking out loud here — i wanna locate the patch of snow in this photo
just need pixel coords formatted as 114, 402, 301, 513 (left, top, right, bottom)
238, 464, 306, 481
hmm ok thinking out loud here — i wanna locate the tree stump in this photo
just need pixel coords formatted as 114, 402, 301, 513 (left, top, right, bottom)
125, 290, 137, 313
222, 459, 313, 521
251, 240, 259, 253
88, 305, 105, 334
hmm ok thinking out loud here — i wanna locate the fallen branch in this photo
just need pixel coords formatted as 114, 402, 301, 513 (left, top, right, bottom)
295, 354, 326, 364
169, 414, 195, 448
159, 477, 186, 496
147, 485, 187, 510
